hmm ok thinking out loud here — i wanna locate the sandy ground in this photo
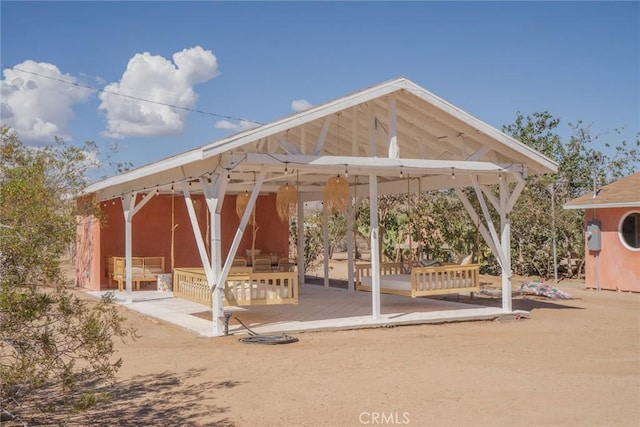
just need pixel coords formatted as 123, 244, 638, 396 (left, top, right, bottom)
63, 257, 638, 426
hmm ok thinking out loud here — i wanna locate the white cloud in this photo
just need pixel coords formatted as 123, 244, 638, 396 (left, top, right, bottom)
0, 60, 93, 144
99, 46, 219, 138
291, 99, 313, 112
214, 119, 259, 132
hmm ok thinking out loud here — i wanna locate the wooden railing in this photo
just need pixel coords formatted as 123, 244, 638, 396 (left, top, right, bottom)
173, 268, 298, 307
173, 268, 211, 306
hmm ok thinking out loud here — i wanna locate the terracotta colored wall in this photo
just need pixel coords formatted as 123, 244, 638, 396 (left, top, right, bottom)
77, 193, 289, 289
584, 208, 640, 292
220, 194, 290, 261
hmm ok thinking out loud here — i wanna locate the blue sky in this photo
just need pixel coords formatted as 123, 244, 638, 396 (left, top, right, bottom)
1, 1, 638, 180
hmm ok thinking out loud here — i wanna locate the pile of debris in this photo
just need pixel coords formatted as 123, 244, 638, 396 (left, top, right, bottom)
520, 281, 573, 299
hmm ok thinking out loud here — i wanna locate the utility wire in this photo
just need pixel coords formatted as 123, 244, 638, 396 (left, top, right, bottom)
1, 64, 262, 125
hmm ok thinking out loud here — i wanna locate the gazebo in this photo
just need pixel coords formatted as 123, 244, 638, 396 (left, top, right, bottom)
78, 77, 557, 335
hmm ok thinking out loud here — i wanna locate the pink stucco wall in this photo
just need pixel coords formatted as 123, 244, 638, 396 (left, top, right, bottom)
584, 208, 640, 292
75, 193, 289, 290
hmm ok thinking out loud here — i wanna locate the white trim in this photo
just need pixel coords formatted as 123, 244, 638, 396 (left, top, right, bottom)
182, 181, 215, 286
240, 153, 520, 174
564, 202, 640, 210
618, 210, 640, 252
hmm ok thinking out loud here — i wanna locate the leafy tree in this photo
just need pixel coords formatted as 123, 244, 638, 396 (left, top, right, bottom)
504, 113, 639, 278
0, 126, 135, 424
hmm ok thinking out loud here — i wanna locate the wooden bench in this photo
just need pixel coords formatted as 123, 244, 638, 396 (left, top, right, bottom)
355, 262, 479, 298
106, 256, 165, 291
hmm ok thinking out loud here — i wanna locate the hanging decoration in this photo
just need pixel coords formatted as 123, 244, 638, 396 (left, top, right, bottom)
323, 112, 349, 213
276, 182, 298, 222
235, 190, 254, 223
324, 175, 349, 213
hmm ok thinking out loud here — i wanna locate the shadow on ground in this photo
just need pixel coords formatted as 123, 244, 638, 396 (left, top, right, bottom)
434, 293, 584, 312
17, 369, 240, 426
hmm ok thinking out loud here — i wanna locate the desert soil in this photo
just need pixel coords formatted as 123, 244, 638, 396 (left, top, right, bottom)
64, 256, 638, 426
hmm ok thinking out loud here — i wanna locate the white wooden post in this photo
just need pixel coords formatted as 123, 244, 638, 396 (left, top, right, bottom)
121, 193, 135, 304
200, 174, 227, 335
323, 202, 330, 288
121, 191, 155, 303
369, 173, 381, 319
346, 191, 355, 292
297, 191, 305, 287
499, 179, 512, 313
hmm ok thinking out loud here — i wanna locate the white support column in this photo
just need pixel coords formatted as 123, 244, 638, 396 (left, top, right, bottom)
369, 173, 381, 319
200, 174, 227, 335
120, 191, 154, 304
121, 192, 136, 304
346, 190, 356, 292
182, 181, 214, 286
323, 203, 330, 288
297, 191, 305, 286
499, 179, 512, 313
456, 173, 527, 313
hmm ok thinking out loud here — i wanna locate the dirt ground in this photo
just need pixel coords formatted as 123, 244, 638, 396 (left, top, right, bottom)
66, 256, 638, 426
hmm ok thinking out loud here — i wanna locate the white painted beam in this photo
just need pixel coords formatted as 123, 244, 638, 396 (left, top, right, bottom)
455, 188, 503, 269
240, 153, 519, 175
182, 181, 214, 286
312, 116, 332, 155
471, 175, 507, 269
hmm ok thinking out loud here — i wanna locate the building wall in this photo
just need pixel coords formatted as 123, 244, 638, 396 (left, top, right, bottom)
76, 193, 289, 290
584, 207, 640, 292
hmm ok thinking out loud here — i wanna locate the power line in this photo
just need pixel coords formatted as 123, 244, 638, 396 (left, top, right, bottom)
1, 64, 262, 125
